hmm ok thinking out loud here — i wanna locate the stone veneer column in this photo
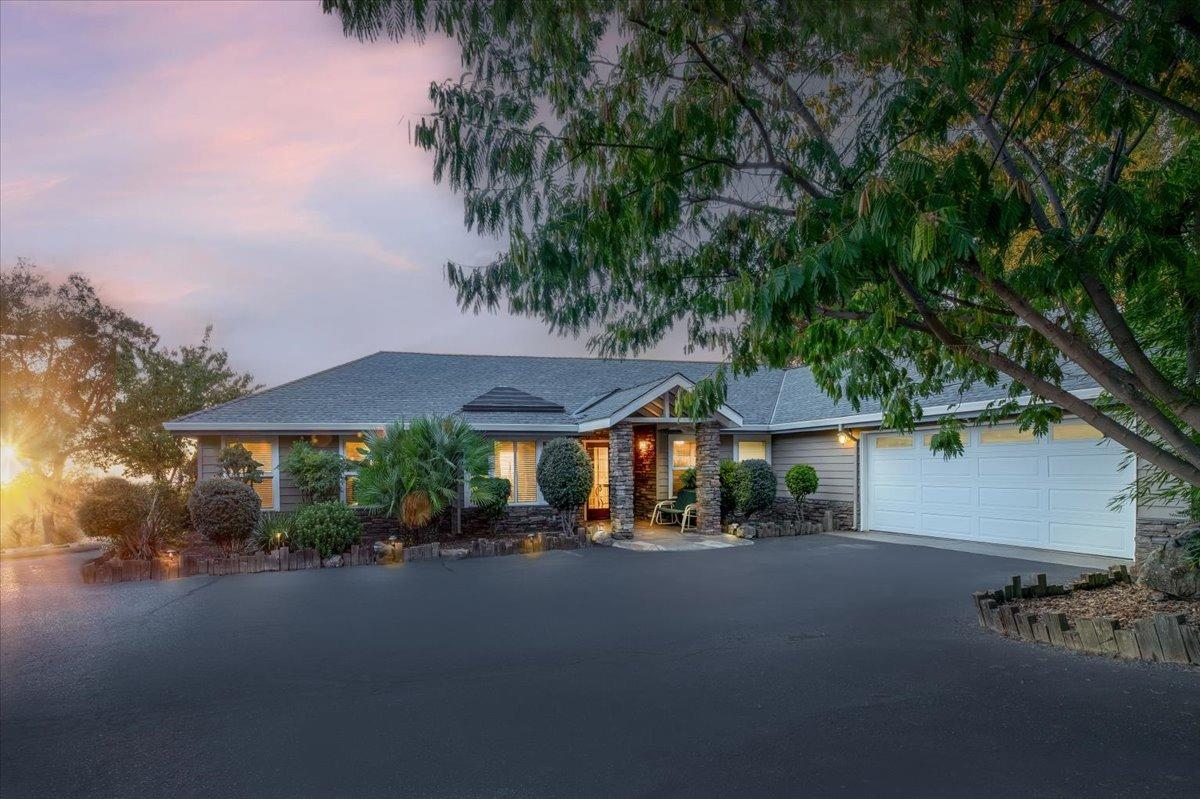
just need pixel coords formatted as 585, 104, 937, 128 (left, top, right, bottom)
695, 422, 722, 535
608, 422, 635, 538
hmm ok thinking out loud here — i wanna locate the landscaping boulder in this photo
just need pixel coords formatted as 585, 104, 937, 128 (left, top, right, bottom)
738, 524, 757, 539
591, 529, 613, 546
1137, 525, 1199, 599
441, 548, 468, 560
322, 554, 343, 568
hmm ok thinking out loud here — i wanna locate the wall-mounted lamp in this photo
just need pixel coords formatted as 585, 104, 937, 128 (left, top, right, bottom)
836, 424, 859, 445
636, 437, 652, 455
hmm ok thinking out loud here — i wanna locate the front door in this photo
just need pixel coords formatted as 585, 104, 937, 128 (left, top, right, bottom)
586, 443, 610, 520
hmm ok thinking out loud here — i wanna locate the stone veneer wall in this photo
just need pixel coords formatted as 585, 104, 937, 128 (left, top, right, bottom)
632, 425, 658, 520
695, 423, 722, 535
1136, 518, 1197, 562
356, 505, 564, 543
609, 422, 635, 536
727, 497, 855, 532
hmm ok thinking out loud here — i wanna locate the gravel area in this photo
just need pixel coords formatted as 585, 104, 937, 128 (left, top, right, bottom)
1015, 582, 1199, 626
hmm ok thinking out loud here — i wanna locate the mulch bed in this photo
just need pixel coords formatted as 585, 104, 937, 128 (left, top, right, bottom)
1015, 582, 1199, 627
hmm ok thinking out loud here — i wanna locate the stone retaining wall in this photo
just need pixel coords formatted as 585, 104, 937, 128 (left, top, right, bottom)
1136, 518, 1195, 562
726, 497, 854, 532
971, 568, 1199, 666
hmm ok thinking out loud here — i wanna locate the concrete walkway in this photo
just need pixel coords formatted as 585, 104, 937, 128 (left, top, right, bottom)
832, 530, 1132, 569
608, 520, 753, 552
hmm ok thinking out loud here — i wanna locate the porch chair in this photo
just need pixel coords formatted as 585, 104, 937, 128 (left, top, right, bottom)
652, 488, 696, 526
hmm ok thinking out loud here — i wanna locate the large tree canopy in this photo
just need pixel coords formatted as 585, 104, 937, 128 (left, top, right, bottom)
326, 0, 1200, 505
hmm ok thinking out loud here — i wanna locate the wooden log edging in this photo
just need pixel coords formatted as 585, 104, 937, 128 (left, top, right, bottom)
971, 568, 1199, 666
82, 531, 586, 585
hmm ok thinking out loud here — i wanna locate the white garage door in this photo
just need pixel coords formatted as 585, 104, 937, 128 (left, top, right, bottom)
863, 422, 1135, 558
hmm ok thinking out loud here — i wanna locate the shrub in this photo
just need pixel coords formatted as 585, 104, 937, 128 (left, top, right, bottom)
677, 467, 697, 490
218, 444, 264, 484
281, 440, 349, 503
188, 478, 261, 553
470, 476, 511, 532
718, 460, 742, 519
77, 477, 152, 556
289, 501, 362, 558
536, 437, 593, 534
733, 459, 776, 515
785, 464, 820, 519
253, 510, 294, 552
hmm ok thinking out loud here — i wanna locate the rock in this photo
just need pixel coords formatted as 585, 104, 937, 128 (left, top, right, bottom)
372, 541, 388, 554
591, 530, 613, 546
441, 548, 468, 560
322, 554, 343, 568
1136, 526, 1199, 599
739, 525, 758, 539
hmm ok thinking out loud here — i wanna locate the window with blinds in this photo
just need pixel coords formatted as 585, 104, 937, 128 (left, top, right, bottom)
736, 440, 767, 462
493, 440, 539, 503
342, 438, 368, 505
225, 437, 275, 509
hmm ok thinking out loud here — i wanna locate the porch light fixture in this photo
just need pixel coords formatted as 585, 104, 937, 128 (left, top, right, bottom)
836, 425, 859, 445
636, 437, 652, 455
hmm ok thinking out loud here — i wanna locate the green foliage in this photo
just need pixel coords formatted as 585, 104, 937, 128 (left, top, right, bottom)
1184, 532, 1200, 570
353, 416, 490, 531
785, 465, 819, 505
254, 510, 295, 552
188, 478, 261, 553
76, 477, 151, 544
718, 459, 740, 519
289, 501, 362, 558
326, 0, 1200, 505
677, 467, 697, 490
469, 476, 511, 531
281, 440, 350, 504
535, 437, 592, 534
219, 444, 264, 485
734, 459, 776, 515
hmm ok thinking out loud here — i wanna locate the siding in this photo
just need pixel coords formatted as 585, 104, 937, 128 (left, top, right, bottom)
770, 430, 857, 504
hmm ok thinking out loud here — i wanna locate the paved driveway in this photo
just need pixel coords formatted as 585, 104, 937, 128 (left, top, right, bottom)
2, 536, 1197, 798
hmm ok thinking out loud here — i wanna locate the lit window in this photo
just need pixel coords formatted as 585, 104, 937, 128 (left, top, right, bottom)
873, 435, 913, 449
493, 440, 538, 503
343, 438, 368, 505
225, 437, 275, 509
736, 440, 767, 462
344, 476, 357, 505
670, 436, 696, 494
1052, 422, 1103, 441
980, 427, 1037, 445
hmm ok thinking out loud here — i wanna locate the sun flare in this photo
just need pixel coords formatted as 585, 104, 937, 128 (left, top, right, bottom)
0, 442, 24, 486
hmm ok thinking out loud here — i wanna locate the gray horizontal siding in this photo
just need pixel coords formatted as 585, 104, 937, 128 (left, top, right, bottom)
770, 430, 857, 504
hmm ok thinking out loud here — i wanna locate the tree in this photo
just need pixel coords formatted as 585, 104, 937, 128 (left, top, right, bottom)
94, 328, 257, 487
1, 260, 157, 541
219, 444, 265, 485
535, 437, 593, 534
785, 464, 819, 521
280, 440, 351, 504
326, 1, 1200, 511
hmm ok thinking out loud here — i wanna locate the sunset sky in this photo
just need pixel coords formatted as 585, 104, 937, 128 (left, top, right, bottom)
0, 0, 703, 385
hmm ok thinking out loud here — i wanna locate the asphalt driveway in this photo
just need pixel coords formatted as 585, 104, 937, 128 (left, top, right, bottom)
1, 536, 1197, 798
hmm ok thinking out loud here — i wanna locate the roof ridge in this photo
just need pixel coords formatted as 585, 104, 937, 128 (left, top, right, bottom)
374, 350, 723, 365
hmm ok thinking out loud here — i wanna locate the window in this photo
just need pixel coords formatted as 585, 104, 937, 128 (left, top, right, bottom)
1052, 422, 1103, 441
342, 437, 368, 505
873, 435, 913, 449
224, 437, 276, 510
493, 440, 538, 503
669, 435, 696, 494
735, 439, 768, 462
980, 427, 1037, 445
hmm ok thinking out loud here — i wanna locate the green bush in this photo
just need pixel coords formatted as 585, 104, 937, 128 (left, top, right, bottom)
218, 444, 264, 484
289, 502, 362, 558
470, 476, 511, 532
785, 464, 820, 517
677, 467, 697, 490
281, 440, 349, 503
188, 478, 261, 553
718, 460, 741, 519
77, 477, 152, 555
536, 437, 593, 534
733, 459, 776, 515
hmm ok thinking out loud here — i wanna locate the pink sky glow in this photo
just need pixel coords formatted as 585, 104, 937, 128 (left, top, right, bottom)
0, 0, 706, 386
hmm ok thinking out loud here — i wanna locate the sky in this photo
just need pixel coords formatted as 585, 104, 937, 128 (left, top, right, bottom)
0, 0, 706, 386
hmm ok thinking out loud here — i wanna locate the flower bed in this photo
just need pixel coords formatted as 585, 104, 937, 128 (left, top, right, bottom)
971, 567, 1200, 666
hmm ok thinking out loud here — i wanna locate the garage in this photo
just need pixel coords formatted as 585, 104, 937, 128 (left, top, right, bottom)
862, 421, 1135, 558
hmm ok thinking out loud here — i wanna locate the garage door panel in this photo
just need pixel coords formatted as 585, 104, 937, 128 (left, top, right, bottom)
866, 430, 1134, 558
920, 485, 971, 505
978, 486, 1040, 510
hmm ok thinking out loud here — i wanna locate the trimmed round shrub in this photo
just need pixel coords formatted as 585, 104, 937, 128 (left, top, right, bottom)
536, 437, 593, 534
77, 477, 151, 551
785, 464, 819, 505
734, 459, 776, 515
188, 478, 261, 553
289, 502, 362, 558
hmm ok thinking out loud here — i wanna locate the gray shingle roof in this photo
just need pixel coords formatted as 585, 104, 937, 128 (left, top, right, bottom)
165, 350, 1099, 431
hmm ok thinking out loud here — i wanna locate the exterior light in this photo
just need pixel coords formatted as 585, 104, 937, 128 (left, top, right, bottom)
836, 425, 858, 445
636, 437, 652, 455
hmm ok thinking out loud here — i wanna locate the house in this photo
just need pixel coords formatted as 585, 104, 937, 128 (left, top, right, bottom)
164, 351, 1184, 559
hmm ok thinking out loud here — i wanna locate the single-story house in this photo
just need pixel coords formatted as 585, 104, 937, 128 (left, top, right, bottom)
164, 351, 1184, 559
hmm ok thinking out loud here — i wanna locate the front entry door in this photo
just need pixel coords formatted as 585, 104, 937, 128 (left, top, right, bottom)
586, 443, 610, 520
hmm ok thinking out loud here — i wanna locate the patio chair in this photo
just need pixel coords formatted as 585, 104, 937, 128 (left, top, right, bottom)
680, 500, 699, 531
652, 489, 696, 526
